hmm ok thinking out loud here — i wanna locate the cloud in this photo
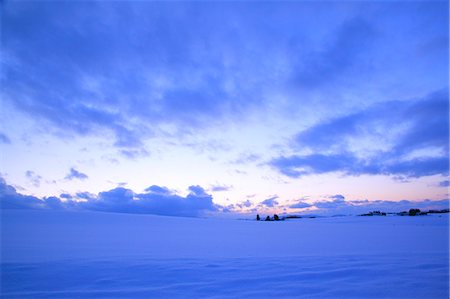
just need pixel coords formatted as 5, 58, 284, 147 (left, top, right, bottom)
261, 196, 279, 207
0, 177, 216, 217
0, 177, 44, 210
0, 133, 11, 144
60, 193, 72, 199
271, 153, 357, 178
4, 2, 446, 157
242, 200, 253, 207
65, 168, 88, 180
82, 185, 216, 217
25, 170, 42, 187
295, 89, 449, 154
231, 153, 261, 165
119, 149, 150, 159
291, 17, 376, 88
271, 153, 448, 179
188, 185, 209, 197
330, 194, 345, 201
289, 201, 312, 209
2, 177, 448, 217
271, 90, 449, 179
145, 185, 171, 194
74, 192, 96, 201
314, 199, 349, 210
236, 200, 253, 209
2, 2, 277, 150
210, 184, 233, 192
308, 198, 449, 215
133, 186, 216, 217
438, 180, 450, 187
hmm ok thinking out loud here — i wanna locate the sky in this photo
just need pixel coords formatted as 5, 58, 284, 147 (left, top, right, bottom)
0, 1, 449, 217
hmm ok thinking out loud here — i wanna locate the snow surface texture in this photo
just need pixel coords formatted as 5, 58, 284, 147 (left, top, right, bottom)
1, 210, 449, 298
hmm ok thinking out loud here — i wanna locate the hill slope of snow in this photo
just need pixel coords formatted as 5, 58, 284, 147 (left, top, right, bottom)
1, 210, 449, 298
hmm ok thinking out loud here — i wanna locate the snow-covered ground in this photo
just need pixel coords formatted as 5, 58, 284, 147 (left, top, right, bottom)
1, 210, 449, 298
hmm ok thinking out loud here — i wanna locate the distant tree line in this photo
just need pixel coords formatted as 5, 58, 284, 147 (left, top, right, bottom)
359, 208, 449, 217
256, 214, 281, 221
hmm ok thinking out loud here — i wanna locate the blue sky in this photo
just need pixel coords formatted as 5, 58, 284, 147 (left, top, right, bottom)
1, 1, 448, 216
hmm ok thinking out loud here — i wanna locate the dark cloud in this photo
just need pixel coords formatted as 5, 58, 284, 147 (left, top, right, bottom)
81, 187, 135, 213
65, 168, 88, 180
261, 196, 279, 207
25, 170, 42, 187
134, 186, 216, 217
0, 133, 11, 144
330, 194, 345, 201
188, 185, 209, 197
44, 196, 65, 209
210, 184, 233, 192
231, 154, 261, 165
85, 185, 216, 217
75, 192, 96, 201
314, 199, 348, 209
0, 178, 44, 210
119, 149, 150, 159
294, 90, 448, 153
236, 200, 253, 209
1, 2, 272, 149
242, 200, 252, 207
271, 90, 449, 179
3, 2, 446, 154
292, 18, 376, 88
289, 201, 312, 209
2, 177, 448, 216
271, 153, 357, 178
438, 180, 450, 187
0, 178, 217, 217
60, 193, 72, 199
145, 185, 171, 194
271, 153, 448, 179
309, 198, 449, 215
